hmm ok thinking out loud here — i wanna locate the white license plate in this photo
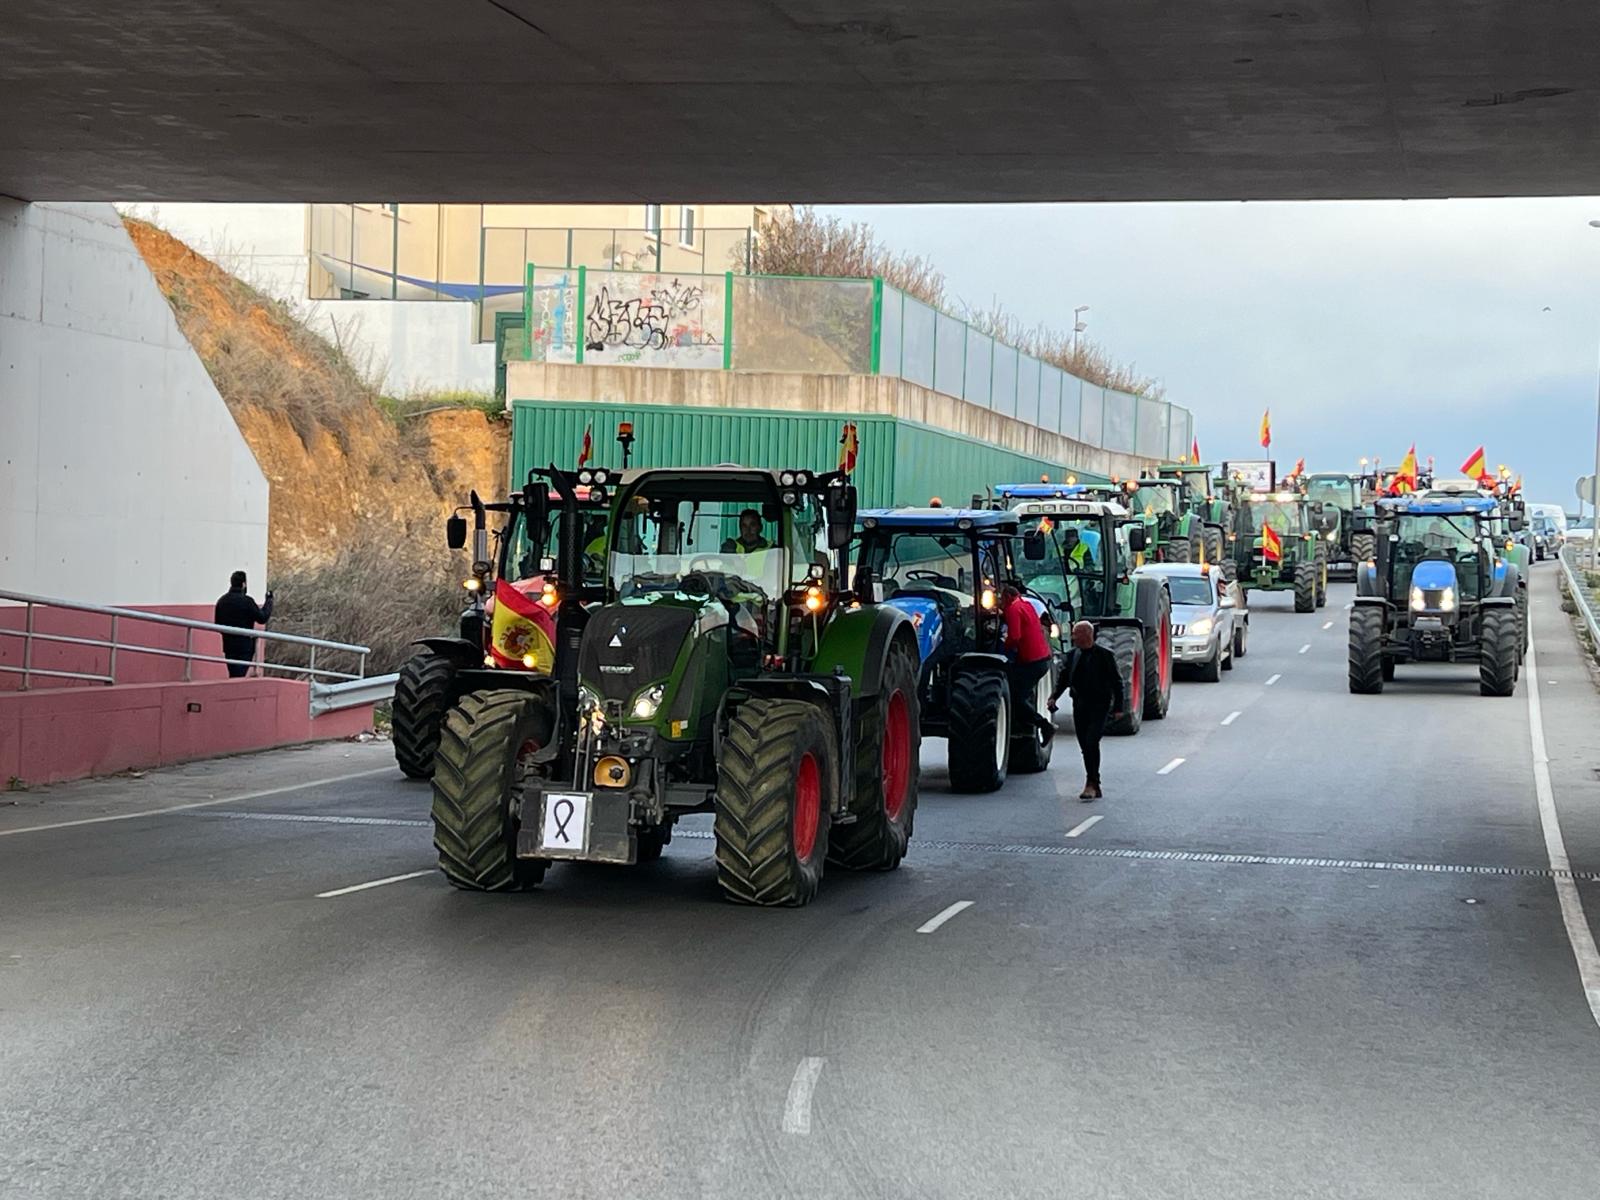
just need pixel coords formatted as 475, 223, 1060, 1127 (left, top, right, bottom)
540, 792, 592, 854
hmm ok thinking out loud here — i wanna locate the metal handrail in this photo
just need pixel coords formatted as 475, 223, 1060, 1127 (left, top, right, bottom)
0, 587, 370, 690
1559, 546, 1600, 651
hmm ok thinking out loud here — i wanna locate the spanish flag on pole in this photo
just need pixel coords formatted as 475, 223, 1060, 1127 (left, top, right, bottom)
1191, 436, 1201, 464
1394, 443, 1419, 492
489, 579, 556, 671
1259, 409, 1271, 450
577, 423, 593, 468
1261, 522, 1283, 564
1460, 445, 1490, 484
838, 421, 859, 474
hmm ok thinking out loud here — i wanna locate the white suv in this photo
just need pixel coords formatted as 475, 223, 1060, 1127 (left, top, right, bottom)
1137, 562, 1248, 681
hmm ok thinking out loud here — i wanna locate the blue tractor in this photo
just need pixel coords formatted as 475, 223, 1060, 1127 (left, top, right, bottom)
1348, 495, 1522, 696
854, 507, 1060, 792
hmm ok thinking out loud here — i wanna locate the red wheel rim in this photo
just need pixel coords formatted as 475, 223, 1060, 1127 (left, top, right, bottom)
882, 690, 911, 820
794, 752, 821, 862
1131, 647, 1143, 712
1159, 620, 1171, 692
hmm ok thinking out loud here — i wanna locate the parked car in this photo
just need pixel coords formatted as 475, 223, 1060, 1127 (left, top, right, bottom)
1566, 517, 1594, 546
1527, 513, 1560, 560
1136, 562, 1247, 681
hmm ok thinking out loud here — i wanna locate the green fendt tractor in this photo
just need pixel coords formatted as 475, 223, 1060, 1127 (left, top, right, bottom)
1348, 495, 1522, 696
392, 468, 613, 779
991, 486, 1173, 735
428, 465, 922, 907
1156, 462, 1231, 566
1120, 477, 1210, 563
1304, 471, 1376, 577
1229, 487, 1328, 613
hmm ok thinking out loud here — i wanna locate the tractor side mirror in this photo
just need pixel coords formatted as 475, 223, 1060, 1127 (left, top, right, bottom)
1023, 532, 1047, 561
825, 486, 857, 550
1127, 525, 1148, 553
446, 515, 468, 550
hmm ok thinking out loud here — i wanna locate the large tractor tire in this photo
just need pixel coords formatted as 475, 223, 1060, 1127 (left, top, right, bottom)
1352, 531, 1377, 564
829, 639, 921, 870
1293, 563, 1317, 613
1165, 535, 1192, 563
1203, 527, 1225, 567
1348, 607, 1385, 694
1188, 528, 1206, 562
947, 667, 1011, 793
392, 648, 457, 779
714, 698, 836, 906
1101, 627, 1144, 736
1009, 659, 1056, 775
1516, 586, 1529, 658
1314, 545, 1329, 608
430, 689, 553, 891
1140, 588, 1172, 721
1220, 554, 1238, 584
1479, 608, 1520, 697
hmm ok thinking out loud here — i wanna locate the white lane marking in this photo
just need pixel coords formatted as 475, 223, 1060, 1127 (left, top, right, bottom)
1322, 621, 1333, 630
316, 870, 433, 899
1523, 603, 1600, 1029
1298, 644, 1311, 654
1221, 710, 1242, 726
1344, 602, 1353, 610
0, 767, 394, 838
1065, 815, 1104, 838
1265, 673, 1282, 686
782, 1056, 826, 1135
1157, 757, 1186, 775
916, 900, 975, 934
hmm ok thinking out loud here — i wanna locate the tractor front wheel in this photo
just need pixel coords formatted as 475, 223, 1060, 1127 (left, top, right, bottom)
1204, 527, 1224, 566
1294, 563, 1317, 613
1352, 532, 1377, 564
1141, 591, 1172, 720
714, 698, 836, 906
393, 648, 458, 779
1348, 607, 1385, 694
1479, 608, 1519, 697
947, 668, 1011, 793
1101, 627, 1144, 736
1009, 659, 1056, 775
430, 689, 553, 891
829, 639, 921, 870
1314, 548, 1329, 608
1166, 536, 1192, 563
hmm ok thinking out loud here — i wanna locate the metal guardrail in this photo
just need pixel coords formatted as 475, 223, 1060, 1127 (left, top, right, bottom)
310, 673, 398, 716
1558, 545, 1600, 650
0, 588, 370, 691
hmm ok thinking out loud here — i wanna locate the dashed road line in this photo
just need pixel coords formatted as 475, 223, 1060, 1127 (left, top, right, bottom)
316, 870, 434, 899
1157, 757, 1186, 775
782, 1057, 826, 1135
1322, 621, 1333, 630
916, 900, 975, 934
1344, 602, 1353, 610
1523, 601, 1600, 1029
1265, 673, 1282, 686
1221, 711, 1242, 726
0, 767, 395, 839
1298, 644, 1311, 654
1064, 815, 1104, 838
198, 810, 429, 828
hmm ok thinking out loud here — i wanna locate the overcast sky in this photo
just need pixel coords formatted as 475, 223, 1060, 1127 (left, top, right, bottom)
825, 199, 1600, 509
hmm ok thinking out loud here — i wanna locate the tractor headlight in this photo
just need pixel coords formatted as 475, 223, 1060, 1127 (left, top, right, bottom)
980, 587, 997, 611
632, 684, 665, 720
1438, 587, 1456, 612
1410, 586, 1425, 610
1187, 616, 1214, 637
1325, 531, 1337, 541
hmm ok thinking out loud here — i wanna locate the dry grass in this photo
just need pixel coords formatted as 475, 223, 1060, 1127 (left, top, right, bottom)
961, 302, 1166, 400
267, 535, 465, 675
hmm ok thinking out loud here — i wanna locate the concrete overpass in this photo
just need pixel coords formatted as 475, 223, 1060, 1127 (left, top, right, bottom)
4, 1, 1598, 202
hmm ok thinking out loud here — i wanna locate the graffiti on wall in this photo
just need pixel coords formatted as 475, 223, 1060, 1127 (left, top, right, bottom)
527, 271, 577, 363
582, 272, 724, 369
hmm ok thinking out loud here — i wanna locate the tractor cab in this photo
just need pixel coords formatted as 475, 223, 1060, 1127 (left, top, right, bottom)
1230, 488, 1327, 611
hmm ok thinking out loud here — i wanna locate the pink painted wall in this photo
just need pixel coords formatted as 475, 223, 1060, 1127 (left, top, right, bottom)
0, 602, 235, 691
0, 678, 373, 787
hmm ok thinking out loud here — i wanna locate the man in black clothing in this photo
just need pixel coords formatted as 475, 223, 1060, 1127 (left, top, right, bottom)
215, 570, 273, 678
1049, 620, 1125, 801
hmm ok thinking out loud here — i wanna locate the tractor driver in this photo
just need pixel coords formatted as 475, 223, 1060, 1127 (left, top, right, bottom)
1062, 526, 1096, 572
722, 508, 772, 554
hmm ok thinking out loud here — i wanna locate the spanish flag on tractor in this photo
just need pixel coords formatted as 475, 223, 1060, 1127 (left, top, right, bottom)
838, 421, 859, 473
1460, 445, 1489, 484
1261, 523, 1283, 564
1259, 409, 1271, 449
1391, 443, 1419, 493
489, 578, 556, 671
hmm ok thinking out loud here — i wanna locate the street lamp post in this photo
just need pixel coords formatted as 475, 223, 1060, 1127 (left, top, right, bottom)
1073, 305, 1089, 356
1587, 221, 1600, 566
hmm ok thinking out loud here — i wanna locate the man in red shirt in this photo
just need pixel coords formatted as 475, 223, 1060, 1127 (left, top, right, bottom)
1000, 583, 1055, 738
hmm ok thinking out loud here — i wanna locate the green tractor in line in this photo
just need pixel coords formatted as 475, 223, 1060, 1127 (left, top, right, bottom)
1117, 477, 1214, 564
1228, 486, 1328, 613
1156, 462, 1232, 566
1304, 471, 1377, 577
1348, 495, 1522, 695
991, 486, 1173, 735
391, 467, 614, 779
429, 464, 923, 907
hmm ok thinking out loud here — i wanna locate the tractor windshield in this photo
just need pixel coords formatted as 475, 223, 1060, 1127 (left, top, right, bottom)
1130, 484, 1177, 516
1013, 516, 1107, 620
503, 506, 610, 588
1306, 477, 1355, 511
610, 480, 810, 603
859, 533, 994, 602
1391, 513, 1486, 597
1245, 500, 1303, 536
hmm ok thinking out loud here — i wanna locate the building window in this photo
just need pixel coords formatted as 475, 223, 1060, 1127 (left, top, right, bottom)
679, 205, 697, 248
644, 204, 661, 236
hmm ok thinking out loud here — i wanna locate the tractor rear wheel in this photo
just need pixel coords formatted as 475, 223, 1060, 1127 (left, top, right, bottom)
1479, 609, 1519, 697
1314, 547, 1329, 608
1516, 586, 1529, 658
430, 689, 553, 891
393, 648, 457, 779
1009, 659, 1056, 775
1101, 627, 1144, 736
947, 667, 1011, 793
1166, 535, 1192, 563
714, 698, 835, 906
1352, 532, 1377, 564
829, 639, 921, 870
1141, 589, 1172, 720
1204, 527, 1224, 566
1294, 563, 1317, 613
1348, 607, 1385, 694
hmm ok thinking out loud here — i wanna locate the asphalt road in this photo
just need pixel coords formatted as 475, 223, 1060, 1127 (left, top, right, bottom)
3, 565, 1599, 1200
